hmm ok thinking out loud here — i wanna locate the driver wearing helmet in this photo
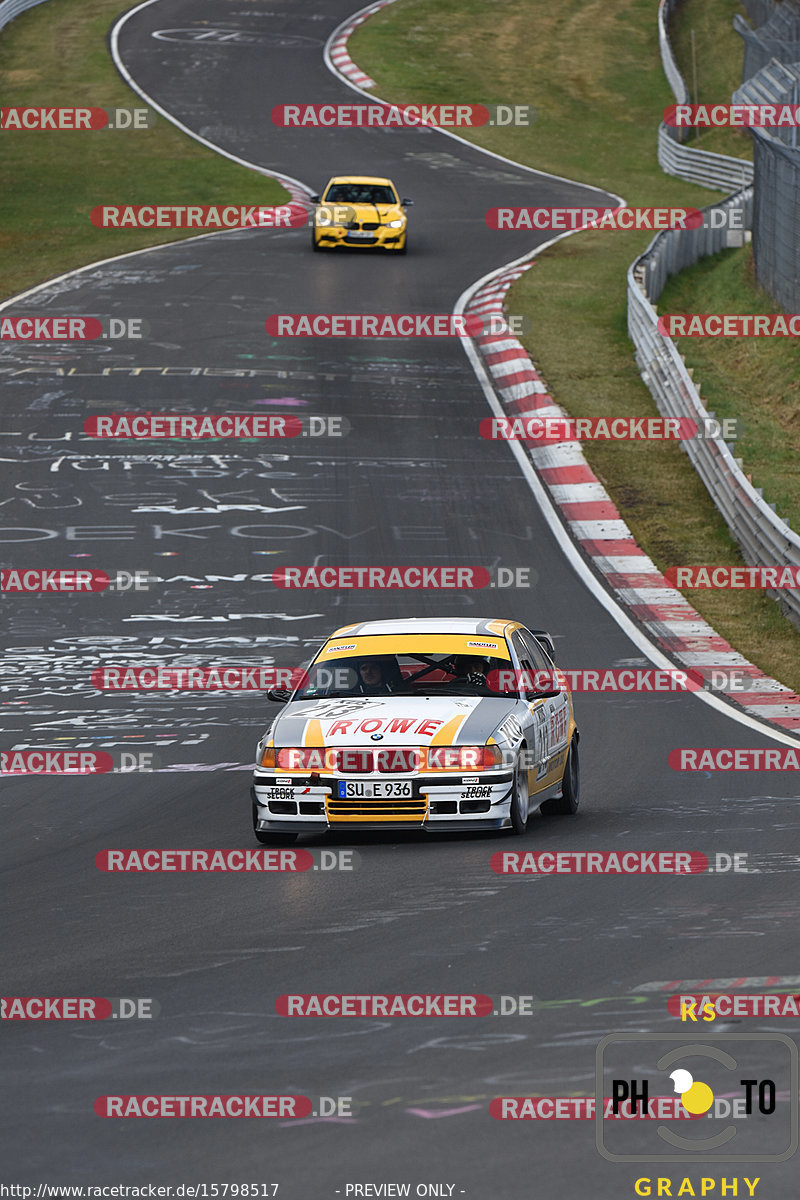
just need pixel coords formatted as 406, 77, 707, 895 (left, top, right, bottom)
450, 654, 490, 689
355, 656, 403, 695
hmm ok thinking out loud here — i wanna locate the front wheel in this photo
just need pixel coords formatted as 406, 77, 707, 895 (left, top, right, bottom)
252, 803, 298, 845
540, 737, 580, 815
509, 754, 530, 834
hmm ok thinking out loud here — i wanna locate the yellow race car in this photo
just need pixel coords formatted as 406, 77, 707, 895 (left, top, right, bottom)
310, 175, 412, 253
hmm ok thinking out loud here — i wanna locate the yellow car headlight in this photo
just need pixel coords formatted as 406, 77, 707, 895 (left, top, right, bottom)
385, 218, 405, 229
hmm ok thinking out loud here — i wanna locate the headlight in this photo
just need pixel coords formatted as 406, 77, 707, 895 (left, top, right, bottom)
423, 745, 505, 771
260, 747, 276, 768
276, 746, 327, 771
385, 218, 405, 229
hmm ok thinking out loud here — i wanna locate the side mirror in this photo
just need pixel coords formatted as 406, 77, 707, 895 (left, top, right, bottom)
530, 629, 556, 662
267, 688, 292, 704
401, 198, 414, 206
309, 194, 321, 204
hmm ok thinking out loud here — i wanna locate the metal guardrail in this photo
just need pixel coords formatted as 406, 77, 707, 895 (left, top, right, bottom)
635, 188, 752, 298
658, 0, 690, 106
0, 0, 51, 33
657, 0, 753, 190
657, 121, 754, 189
628, 188, 800, 628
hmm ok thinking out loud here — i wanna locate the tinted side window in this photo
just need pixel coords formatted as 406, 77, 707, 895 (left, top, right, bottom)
520, 630, 551, 671
509, 631, 535, 695
509, 631, 530, 672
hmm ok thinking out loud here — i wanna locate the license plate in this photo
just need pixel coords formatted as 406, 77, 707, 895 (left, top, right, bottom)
337, 780, 412, 798
347, 230, 375, 239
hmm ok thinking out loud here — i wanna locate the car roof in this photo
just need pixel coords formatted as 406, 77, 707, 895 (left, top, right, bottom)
328, 618, 523, 638
325, 176, 395, 186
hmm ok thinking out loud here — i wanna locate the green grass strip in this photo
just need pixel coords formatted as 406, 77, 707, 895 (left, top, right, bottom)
0, 0, 288, 299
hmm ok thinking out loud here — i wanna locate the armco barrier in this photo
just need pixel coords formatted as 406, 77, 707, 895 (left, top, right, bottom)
657, 122, 754, 190
658, 0, 690, 109
628, 187, 800, 630
657, 0, 754, 191
0, 0, 51, 33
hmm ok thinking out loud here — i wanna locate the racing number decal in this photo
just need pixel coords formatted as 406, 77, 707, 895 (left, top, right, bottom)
549, 699, 569, 752
531, 706, 548, 768
530, 696, 568, 782
290, 699, 367, 720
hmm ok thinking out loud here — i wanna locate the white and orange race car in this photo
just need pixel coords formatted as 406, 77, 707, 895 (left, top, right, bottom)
251, 618, 580, 843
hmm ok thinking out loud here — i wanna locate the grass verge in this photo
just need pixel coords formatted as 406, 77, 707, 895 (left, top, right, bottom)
350, 0, 800, 690
0, 0, 288, 300
658, 247, 800, 534
668, 0, 754, 160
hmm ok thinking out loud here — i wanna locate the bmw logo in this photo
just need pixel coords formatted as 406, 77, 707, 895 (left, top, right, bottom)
370, 733, 383, 741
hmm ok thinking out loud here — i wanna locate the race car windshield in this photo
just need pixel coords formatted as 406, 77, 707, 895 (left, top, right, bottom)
323, 185, 398, 205
294, 652, 520, 699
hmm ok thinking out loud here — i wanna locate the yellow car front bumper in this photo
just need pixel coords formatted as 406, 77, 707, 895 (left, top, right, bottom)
313, 224, 406, 250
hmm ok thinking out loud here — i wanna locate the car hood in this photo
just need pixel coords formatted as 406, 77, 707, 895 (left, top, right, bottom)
271, 695, 517, 747
344, 203, 405, 223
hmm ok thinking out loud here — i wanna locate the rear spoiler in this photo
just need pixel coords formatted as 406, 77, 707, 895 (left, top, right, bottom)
530, 629, 556, 663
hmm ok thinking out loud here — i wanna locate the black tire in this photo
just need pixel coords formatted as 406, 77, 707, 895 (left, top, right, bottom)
540, 737, 580, 815
396, 237, 407, 256
252, 803, 298, 845
311, 233, 321, 251
509, 753, 530, 834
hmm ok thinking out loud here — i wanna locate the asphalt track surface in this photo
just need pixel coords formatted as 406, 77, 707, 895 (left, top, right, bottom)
2, 0, 800, 1194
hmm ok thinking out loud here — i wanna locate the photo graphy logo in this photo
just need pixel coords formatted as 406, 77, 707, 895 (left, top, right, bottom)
596, 1033, 798, 1162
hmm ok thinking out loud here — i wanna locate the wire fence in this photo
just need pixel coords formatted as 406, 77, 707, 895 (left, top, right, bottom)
739, 0, 784, 35
733, 59, 800, 311
734, 0, 800, 81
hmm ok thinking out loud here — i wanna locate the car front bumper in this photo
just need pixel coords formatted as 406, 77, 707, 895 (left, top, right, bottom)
251, 769, 514, 832
313, 225, 406, 249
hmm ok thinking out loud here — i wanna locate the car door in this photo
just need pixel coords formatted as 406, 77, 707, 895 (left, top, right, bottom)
508, 629, 547, 786
517, 628, 570, 791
